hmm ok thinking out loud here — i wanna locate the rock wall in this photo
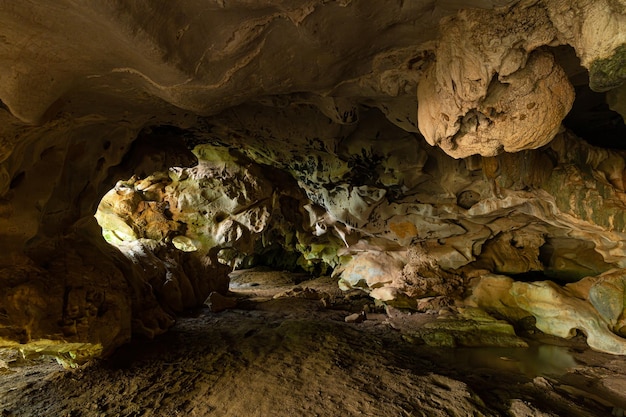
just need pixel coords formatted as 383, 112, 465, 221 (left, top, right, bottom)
1, 0, 626, 358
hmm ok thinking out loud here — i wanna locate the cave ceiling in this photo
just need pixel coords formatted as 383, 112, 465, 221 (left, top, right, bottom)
2, 0, 626, 360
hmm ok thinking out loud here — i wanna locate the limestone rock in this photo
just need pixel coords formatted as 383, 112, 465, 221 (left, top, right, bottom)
417, 6, 574, 158
400, 306, 528, 348
508, 398, 555, 417
344, 312, 366, 324
465, 273, 532, 322
567, 269, 626, 337
588, 272, 626, 331
400, 243, 464, 299
273, 286, 326, 301
468, 270, 626, 355
472, 231, 545, 275
540, 237, 611, 282
0, 218, 134, 358
204, 292, 238, 313
511, 280, 626, 355
417, 317, 528, 349
337, 252, 405, 292
545, 0, 626, 83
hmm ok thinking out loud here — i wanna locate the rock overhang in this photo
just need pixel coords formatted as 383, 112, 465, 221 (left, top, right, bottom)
1, 0, 626, 360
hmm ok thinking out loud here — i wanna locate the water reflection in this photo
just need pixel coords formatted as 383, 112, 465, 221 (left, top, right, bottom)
438, 343, 578, 378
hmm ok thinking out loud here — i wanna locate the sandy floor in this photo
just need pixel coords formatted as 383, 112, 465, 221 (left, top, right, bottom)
1, 269, 625, 417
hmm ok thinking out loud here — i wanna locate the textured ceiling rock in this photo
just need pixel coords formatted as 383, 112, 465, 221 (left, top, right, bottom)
1, 0, 626, 359
418, 0, 626, 159
417, 3, 575, 158
544, 0, 626, 92
419, 49, 574, 158
0, 0, 454, 126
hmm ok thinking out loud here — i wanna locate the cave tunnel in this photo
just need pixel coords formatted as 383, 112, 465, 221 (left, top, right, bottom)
2, 1, 626, 416
555, 45, 626, 149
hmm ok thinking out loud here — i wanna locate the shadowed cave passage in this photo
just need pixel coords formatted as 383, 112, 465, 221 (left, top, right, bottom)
554, 45, 626, 150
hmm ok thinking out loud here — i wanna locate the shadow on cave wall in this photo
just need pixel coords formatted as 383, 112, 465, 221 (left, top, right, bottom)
554, 45, 626, 149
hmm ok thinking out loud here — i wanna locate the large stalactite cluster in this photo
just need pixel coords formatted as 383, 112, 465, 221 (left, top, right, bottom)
1, 0, 626, 360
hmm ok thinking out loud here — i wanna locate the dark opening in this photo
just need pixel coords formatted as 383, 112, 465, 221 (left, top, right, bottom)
553, 45, 626, 149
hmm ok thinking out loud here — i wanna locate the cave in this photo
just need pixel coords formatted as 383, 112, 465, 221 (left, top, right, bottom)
2, 1, 626, 416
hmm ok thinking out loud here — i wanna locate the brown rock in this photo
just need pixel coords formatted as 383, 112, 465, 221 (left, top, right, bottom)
417, 5, 574, 158
204, 292, 238, 313
345, 312, 367, 324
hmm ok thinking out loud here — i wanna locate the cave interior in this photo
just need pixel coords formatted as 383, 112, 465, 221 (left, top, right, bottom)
1, 2, 626, 412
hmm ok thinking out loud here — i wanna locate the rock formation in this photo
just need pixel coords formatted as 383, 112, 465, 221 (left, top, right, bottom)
1, 0, 626, 360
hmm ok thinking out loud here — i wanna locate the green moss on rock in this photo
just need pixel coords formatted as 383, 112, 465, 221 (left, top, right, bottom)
589, 44, 626, 92
409, 309, 528, 348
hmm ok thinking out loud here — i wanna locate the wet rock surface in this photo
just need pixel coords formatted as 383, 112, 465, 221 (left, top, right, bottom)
0, 271, 624, 417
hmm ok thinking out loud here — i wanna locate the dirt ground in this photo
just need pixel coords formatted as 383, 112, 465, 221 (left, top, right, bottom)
1, 269, 626, 417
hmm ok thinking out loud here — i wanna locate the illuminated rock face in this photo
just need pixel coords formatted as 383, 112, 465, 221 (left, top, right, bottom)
1, 0, 626, 358
417, 5, 575, 158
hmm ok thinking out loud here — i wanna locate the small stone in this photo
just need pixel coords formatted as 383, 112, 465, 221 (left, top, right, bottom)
273, 287, 323, 300
533, 376, 552, 390
438, 307, 453, 317
171, 235, 198, 252
345, 311, 366, 323
204, 292, 237, 313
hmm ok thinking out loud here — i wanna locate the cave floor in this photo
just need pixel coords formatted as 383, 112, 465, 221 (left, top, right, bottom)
1, 269, 626, 417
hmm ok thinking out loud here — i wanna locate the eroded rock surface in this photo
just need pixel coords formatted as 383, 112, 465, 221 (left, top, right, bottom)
1, 0, 626, 360
417, 5, 574, 158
